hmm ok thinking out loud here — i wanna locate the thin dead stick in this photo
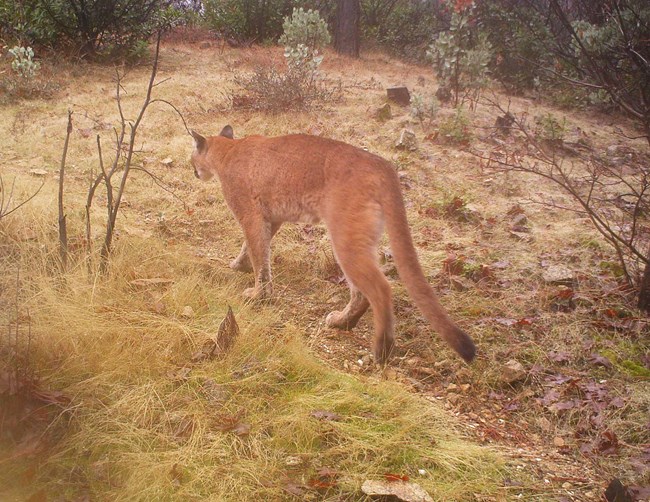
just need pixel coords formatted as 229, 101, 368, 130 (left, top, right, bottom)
58, 110, 73, 271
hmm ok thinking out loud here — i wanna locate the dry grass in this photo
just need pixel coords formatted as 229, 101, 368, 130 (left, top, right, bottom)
1, 40, 648, 500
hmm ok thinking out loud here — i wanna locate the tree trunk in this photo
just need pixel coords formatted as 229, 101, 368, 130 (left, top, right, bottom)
638, 258, 650, 313
335, 0, 360, 57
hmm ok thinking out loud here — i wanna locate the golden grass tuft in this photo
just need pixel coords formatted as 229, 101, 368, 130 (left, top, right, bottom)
1, 227, 502, 500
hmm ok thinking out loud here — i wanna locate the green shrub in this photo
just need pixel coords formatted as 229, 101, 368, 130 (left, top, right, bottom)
411, 93, 439, 126
362, 0, 446, 60
437, 108, 472, 145
426, 1, 492, 108
203, 0, 292, 42
1, 0, 166, 60
9, 46, 40, 79
476, 2, 553, 94
231, 8, 337, 112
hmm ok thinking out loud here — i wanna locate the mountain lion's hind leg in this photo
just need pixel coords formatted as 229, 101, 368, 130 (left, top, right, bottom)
326, 285, 370, 330
327, 204, 395, 364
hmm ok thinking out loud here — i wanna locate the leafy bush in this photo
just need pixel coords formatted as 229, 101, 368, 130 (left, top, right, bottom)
0, 1, 59, 45
1, 44, 57, 99
203, 0, 292, 42
437, 108, 472, 145
279, 7, 330, 49
362, 0, 446, 60
0, 0, 167, 59
411, 93, 439, 126
426, 1, 492, 108
534, 113, 566, 143
9, 46, 40, 79
231, 8, 337, 112
476, 2, 553, 94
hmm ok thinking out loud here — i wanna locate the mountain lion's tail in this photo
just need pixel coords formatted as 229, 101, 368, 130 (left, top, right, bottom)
380, 174, 476, 363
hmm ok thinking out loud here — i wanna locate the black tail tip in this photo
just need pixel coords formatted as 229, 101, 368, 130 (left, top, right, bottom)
454, 329, 476, 363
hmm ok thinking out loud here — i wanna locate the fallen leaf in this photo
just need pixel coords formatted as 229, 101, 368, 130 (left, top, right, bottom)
588, 353, 612, 368
384, 473, 410, 482
442, 254, 465, 276
548, 351, 572, 363
597, 430, 619, 455
283, 480, 306, 497
604, 478, 632, 502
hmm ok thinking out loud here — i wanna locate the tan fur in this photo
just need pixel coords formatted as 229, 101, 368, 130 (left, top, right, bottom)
190, 126, 476, 364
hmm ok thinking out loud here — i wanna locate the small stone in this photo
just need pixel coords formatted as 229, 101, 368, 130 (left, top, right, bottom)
446, 383, 458, 392
285, 456, 302, 467
376, 103, 392, 122
553, 436, 565, 447
395, 129, 417, 151
362, 479, 433, 502
161, 157, 173, 166
542, 265, 575, 285
181, 305, 195, 318
562, 482, 572, 489
386, 86, 411, 106
29, 169, 48, 176
501, 359, 526, 384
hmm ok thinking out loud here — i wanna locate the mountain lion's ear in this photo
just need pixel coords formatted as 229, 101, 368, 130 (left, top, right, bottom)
191, 130, 207, 152
220, 125, 234, 139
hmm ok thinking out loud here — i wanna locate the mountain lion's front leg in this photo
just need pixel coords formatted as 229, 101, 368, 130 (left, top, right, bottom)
231, 222, 282, 275
240, 216, 274, 300
231, 241, 253, 272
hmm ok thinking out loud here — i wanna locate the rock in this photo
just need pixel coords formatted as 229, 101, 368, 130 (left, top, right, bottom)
29, 169, 48, 176
501, 359, 526, 384
161, 157, 173, 166
542, 265, 574, 285
181, 306, 195, 318
395, 129, 417, 151
361, 479, 433, 502
511, 213, 528, 227
376, 103, 392, 122
387, 87, 411, 106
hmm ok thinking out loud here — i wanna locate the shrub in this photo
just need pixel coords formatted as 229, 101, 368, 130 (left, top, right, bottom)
362, 0, 446, 61
1, 45, 57, 99
279, 7, 331, 50
476, 2, 553, 94
203, 0, 292, 42
231, 8, 337, 112
437, 108, 472, 145
411, 93, 439, 126
9, 46, 40, 79
1, 0, 167, 59
426, 1, 492, 108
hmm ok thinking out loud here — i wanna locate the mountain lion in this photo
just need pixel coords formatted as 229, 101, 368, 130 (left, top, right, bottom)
190, 125, 476, 364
